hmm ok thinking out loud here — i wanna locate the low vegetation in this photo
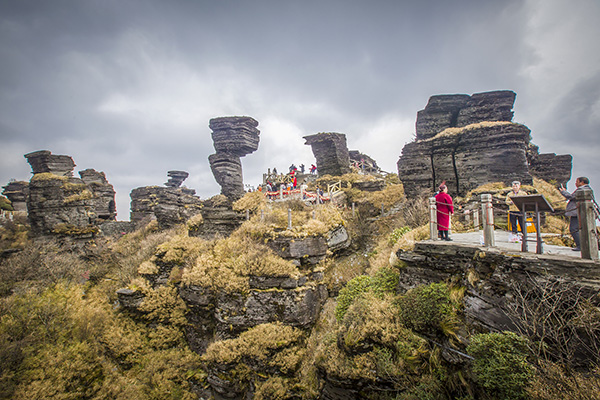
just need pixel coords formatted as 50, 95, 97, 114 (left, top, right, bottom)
0, 177, 597, 399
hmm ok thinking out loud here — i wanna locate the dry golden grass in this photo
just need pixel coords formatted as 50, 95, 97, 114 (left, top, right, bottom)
423, 121, 516, 142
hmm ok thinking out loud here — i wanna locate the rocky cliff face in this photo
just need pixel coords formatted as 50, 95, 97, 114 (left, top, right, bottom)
208, 116, 259, 201
398, 90, 573, 197
304, 132, 351, 176
24, 150, 117, 237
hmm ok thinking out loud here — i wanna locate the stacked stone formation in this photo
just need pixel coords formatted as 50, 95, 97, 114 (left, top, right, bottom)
79, 169, 117, 220
165, 170, 189, 188
398, 90, 572, 198
23, 151, 107, 236
415, 91, 516, 141
303, 132, 351, 177
208, 116, 260, 200
129, 185, 203, 229
1, 181, 29, 211
24, 150, 76, 176
349, 150, 380, 172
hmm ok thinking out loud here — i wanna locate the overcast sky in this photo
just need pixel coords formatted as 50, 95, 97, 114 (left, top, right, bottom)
1, 0, 599, 220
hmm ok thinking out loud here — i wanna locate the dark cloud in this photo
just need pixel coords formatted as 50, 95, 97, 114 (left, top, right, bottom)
1, 0, 598, 217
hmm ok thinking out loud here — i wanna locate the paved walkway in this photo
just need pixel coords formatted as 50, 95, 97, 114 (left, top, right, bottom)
441, 230, 591, 258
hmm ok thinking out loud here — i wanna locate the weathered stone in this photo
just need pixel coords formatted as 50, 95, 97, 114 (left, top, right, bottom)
456, 90, 516, 127
1, 180, 29, 211
304, 132, 351, 176
352, 180, 386, 192
397, 241, 600, 333
24, 150, 75, 176
349, 150, 380, 173
398, 122, 533, 197
267, 236, 329, 266
326, 225, 351, 252
528, 151, 573, 187
209, 116, 260, 157
116, 288, 145, 310
78, 169, 116, 220
189, 195, 244, 239
214, 283, 327, 337
27, 174, 97, 236
164, 170, 189, 188
208, 152, 245, 200
129, 185, 203, 230
416, 94, 470, 140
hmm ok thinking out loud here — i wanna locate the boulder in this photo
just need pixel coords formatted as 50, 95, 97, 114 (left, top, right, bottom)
130, 185, 203, 230
208, 152, 245, 200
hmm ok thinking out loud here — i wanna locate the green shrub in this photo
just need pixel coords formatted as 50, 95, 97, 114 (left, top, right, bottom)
335, 275, 372, 321
467, 331, 534, 400
370, 267, 399, 296
389, 226, 411, 245
396, 283, 457, 337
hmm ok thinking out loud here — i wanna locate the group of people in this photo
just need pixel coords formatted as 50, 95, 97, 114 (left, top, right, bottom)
434, 177, 594, 251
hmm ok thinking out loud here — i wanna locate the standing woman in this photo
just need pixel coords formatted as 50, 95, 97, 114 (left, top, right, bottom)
435, 183, 454, 241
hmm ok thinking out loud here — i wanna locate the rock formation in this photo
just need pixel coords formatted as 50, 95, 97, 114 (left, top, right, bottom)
24, 150, 117, 237
208, 116, 259, 200
164, 170, 189, 188
304, 132, 351, 176
1, 180, 29, 212
349, 150, 379, 173
398, 90, 572, 197
527, 144, 572, 187
188, 194, 245, 239
130, 171, 203, 230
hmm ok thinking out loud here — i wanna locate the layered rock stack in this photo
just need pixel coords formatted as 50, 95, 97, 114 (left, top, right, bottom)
303, 132, 351, 176
1, 180, 29, 212
397, 90, 572, 197
24, 150, 117, 237
208, 116, 260, 201
130, 171, 203, 229
164, 170, 189, 188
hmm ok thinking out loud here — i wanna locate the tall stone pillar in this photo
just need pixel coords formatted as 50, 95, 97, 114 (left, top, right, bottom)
208, 116, 260, 200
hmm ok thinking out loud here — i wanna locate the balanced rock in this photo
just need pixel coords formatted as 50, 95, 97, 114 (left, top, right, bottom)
304, 132, 351, 176
164, 170, 189, 188
208, 116, 260, 201
209, 116, 259, 157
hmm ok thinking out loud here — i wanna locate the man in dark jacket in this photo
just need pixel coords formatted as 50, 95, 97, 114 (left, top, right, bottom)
560, 177, 593, 251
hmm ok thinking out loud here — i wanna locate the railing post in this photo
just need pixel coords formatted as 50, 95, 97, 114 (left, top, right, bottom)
464, 209, 471, 225
246, 209, 250, 221
576, 188, 599, 260
280, 185, 284, 200
260, 209, 264, 222
288, 209, 292, 230
473, 207, 479, 230
480, 194, 495, 247
429, 197, 437, 240
352, 202, 355, 218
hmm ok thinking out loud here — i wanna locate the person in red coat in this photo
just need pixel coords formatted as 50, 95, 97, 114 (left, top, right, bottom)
435, 183, 454, 241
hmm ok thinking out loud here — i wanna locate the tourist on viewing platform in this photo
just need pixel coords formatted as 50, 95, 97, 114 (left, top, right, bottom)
435, 183, 454, 241
505, 180, 527, 242
299, 164, 305, 173
310, 164, 317, 174
560, 177, 594, 252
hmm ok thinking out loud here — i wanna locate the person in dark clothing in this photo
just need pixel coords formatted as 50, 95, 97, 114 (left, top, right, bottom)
560, 177, 594, 251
